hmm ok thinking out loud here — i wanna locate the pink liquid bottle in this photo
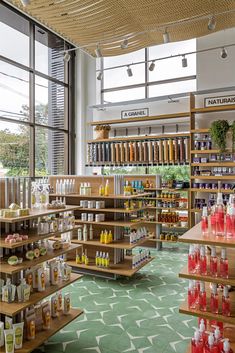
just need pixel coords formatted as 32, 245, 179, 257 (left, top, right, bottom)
205, 333, 217, 353
220, 248, 229, 279
195, 244, 200, 272
226, 194, 235, 237
210, 205, 216, 236
222, 285, 231, 316
215, 193, 225, 236
201, 207, 209, 235
199, 281, 207, 311
222, 339, 234, 353
210, 246, 218, 277
199, 246, 207, 275
214, 327, 223, 352
191, 329, 204, 353
194, 280, 200, 305
188, 244, 196, 274
199, 319, 207, 345
210, 283, 219, 314
188, 280, 196, 309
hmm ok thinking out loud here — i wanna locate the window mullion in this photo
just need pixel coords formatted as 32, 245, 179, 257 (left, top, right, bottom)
29, 22, 35, 177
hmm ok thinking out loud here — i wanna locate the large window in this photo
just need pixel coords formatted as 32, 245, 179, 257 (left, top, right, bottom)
0, 3, 74, 177
101, 39, 196, 103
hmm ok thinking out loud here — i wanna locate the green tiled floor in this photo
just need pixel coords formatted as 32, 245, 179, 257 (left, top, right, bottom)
41, 244, 196, 353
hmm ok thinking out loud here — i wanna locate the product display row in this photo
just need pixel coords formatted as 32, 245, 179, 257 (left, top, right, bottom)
87, 138, 190, 164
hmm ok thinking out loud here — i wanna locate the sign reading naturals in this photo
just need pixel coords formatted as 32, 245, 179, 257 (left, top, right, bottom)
121, 108, 149, 119
204, 95, 235, 108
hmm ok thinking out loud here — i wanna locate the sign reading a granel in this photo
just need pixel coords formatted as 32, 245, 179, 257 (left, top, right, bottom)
121, 108, 149, 119
204, 95, 235, 108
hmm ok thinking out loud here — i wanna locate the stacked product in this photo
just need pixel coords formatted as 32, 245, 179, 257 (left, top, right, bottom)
87, 137, 190, 165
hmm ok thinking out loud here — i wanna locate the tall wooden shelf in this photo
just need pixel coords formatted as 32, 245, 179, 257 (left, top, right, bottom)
0, 178, 84, 353
178, 221, 235, 352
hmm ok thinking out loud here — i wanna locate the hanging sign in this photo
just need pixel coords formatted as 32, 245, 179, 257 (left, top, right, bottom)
204, 95, 235, 108
121, 108, 149, 119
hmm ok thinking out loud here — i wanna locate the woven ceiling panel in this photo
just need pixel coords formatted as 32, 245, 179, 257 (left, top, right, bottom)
8, 0, 235, 56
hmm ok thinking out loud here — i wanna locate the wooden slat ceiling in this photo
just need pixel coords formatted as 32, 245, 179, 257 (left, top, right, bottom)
8, 0, 235, 56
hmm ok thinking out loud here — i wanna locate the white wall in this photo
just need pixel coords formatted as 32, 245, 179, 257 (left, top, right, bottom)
75, 28, 235, 174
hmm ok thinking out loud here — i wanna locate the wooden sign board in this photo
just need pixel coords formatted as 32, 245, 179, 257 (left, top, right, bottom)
204, 95, 235, 107
121, 108, 149, 119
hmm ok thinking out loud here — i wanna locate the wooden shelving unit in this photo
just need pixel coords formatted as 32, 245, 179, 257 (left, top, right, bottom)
0, 177, 84, 353
178, 221, 235, 351
87, 132, 190, 143
0, 309, 83, 353
49, 175, 155, 278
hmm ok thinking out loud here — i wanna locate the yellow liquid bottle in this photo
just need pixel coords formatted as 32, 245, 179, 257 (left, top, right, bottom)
104, 180, 110, 196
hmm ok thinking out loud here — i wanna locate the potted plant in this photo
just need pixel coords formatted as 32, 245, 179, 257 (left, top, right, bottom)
210, 120, 230, 153
94, 124, 111, 140
231, 121, 235, 152
161, 167, 175, 188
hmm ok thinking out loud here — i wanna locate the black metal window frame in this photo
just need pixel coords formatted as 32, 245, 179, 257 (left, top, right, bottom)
0, 2, 75, 177
100, 47, 196, 104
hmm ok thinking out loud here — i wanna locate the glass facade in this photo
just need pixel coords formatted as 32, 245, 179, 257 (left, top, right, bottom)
0, 3, 74, 177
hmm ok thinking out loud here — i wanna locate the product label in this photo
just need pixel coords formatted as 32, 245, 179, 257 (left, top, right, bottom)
15, 327, 22, 347
121, 108, 149, 119
23, 287, 31, 301
6, 333, 13, 353
204, 95, 235, 107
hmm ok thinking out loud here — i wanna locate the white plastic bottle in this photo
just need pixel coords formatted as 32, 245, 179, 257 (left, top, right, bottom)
83, 225, 88, 241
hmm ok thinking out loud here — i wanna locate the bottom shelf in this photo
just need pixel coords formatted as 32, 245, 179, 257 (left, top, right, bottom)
0, 308, 83, 353
67, 256, 154, 277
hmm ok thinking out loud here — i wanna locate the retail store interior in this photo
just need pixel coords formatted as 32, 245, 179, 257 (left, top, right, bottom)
1, 1, 235, 353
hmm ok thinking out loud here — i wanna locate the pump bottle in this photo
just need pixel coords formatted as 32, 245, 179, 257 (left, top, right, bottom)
210, 283, 219, 314
201, 207, 208, 235
222, 285, 231, 316
215, 193, 225, 236
191, 329, 203, 353
188, 244, 196, 274
220, 248, 229, 278
210, 246, 218, 277
188, 280, 196, 309
199, 246, 207, 275
199, 281, 207, 312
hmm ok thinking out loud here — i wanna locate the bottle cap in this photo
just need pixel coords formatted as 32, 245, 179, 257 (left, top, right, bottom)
199, 319, 205, 333
189, 244, 195, 255
211, 283, 218, 295
214, 327, 220, 340
217, 192, 223, 204
200, 281, 205, 293
221, 248, 227, 259
208, 333, 214, 346
223, 285, 229, 298
223, 339, 230, 353
202, 206, 208, 217
194, 329, 200, 341
211, 246, 216, 258
200, 246, 206, 257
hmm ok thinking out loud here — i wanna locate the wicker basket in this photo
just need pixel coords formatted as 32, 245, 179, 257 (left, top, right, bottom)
95, 129, 109, 140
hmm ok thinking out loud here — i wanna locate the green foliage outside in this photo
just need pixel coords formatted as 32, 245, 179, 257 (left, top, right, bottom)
103, 165, 190, 182
0, 104, 48, 176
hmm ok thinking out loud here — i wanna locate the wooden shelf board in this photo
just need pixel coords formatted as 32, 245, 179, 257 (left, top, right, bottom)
192, 105, 235, 113
67, 256, 154, 277
179, 222, 235, 247
191, 128, 210, 133
190, 208, 203, 213
190, 188, 233, 194
0, 273, 82, 316
147, 188, 189, 192
147, 207, 188, 211
190, 176, 235, 180
90, 112, 190, 126
0, 205, 80, 224
0, 243, 82, 275
71, 236, 151, 249
179, 260, 235, 286
75, 219, 141, 227
0, 308, 83, 353
0, 226, 80, 249
192, 162, 235, 167
87, 132, 190, 143
190, 149, 232, 154
77, 207, 145, 214
179, 288, 235, 325
50, 193, 151, 199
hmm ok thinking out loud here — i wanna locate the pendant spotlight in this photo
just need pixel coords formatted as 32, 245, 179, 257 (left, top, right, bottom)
208, 16, 216, 31
182, 55, 188, 67
126, 65, 133, 77
20, 0, 30, 6
163, 30, 170, 44
97, 71, 103, 81
63, 52, 71, 62
121, 38, 129, 49
220, 47, 228, 59
149, 61, 155, 71
95, 45, 102, 58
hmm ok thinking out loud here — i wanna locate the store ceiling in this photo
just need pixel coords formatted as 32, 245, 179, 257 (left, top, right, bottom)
8, 0, 235, 56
